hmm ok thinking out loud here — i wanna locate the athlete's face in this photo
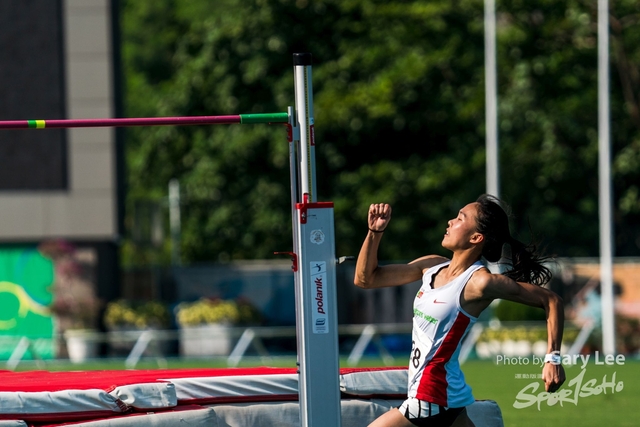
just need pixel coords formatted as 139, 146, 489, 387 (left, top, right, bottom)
442, 203, 483, 250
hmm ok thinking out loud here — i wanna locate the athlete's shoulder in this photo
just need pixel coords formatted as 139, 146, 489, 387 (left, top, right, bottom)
467, 267, 512, 300
409, 255, 450, 274
466, 267, 497, 295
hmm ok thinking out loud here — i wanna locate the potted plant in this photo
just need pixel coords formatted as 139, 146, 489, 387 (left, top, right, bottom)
40, 240, 103, 363
104, 299, 170, 330
175, 298, 261, 357
103, 299, 171, 356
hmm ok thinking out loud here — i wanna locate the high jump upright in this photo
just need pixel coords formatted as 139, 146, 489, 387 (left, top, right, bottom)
287, 52, 342, 427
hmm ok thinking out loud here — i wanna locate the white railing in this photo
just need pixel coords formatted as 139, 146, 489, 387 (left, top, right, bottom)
4, 320, 588, 370
4, 324, 412, 370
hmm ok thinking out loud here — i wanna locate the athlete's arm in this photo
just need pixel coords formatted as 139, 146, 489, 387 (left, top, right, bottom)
353, 203, 447, 289
469, 272, 565, 392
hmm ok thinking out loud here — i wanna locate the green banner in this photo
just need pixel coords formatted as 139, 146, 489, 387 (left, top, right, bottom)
0, 247, 55, 360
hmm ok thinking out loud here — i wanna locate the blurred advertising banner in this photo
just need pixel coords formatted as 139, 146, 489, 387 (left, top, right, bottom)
0, 246, 55, 360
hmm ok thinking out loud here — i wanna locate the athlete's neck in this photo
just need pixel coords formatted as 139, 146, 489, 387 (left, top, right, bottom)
438, 252, 481, 283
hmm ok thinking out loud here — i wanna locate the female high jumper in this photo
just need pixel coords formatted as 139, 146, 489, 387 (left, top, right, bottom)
354, 194, 565, 427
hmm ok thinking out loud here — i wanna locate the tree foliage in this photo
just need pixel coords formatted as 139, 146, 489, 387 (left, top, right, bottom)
120, 0, 640, 266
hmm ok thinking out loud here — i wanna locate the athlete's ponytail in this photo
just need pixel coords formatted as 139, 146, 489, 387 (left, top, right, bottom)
474, 194, 552, 286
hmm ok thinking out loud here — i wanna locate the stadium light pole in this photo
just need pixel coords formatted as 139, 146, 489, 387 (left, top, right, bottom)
598, 0, 616, 355
485, 0, 499, 199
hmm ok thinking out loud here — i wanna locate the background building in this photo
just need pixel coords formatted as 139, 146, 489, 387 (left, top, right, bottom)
0, 0, 122, 353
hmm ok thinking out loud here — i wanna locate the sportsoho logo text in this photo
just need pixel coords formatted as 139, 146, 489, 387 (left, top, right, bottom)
508, 352, 626, 410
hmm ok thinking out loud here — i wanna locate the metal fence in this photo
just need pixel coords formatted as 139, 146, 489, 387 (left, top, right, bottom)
5, 320, 589, 371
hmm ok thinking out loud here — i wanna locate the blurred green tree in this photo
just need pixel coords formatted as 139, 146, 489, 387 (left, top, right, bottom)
120, 0, 640, 265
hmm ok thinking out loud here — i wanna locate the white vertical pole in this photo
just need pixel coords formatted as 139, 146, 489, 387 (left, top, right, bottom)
598, 0, 616, 355
169, 178, 181, 265
485, 0, 500, 198
293, 53, 317, 202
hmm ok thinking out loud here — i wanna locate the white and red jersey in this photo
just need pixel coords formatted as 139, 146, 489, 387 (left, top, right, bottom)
407, 260, 483, 408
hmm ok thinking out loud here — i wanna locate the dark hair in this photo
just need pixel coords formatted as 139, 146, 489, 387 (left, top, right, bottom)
474, 194, 552, 286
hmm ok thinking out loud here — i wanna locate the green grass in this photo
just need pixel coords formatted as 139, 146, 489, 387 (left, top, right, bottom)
7, 356, 640, 426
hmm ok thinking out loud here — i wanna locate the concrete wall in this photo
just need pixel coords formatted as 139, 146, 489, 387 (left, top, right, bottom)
0, 0, 118, 241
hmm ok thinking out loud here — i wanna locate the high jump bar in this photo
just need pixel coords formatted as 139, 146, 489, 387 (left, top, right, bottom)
0, 112, 289, 130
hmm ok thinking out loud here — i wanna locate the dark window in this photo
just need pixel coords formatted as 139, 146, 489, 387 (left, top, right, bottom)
0, 0, 67, 190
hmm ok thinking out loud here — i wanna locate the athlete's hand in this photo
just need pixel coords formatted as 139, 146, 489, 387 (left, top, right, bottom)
542, 362, 565, 393
368, 203, 392, 232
